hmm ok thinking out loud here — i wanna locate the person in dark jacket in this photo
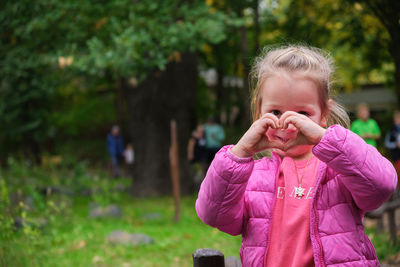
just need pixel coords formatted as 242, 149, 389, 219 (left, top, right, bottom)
385, 110, 400, 188
188, 124, 208, 186
107, 125, 124, 177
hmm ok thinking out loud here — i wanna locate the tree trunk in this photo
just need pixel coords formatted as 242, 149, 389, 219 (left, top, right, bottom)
360, 0, 400, 107
240, 26, 252, 128
253, 0, 260, 55
124, 52, 197, 196
389, 38, 400, 109
115, 73, 128, 132
215, 67, 224, 122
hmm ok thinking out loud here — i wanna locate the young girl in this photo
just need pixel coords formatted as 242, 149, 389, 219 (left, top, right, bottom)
195, 45, 397, 267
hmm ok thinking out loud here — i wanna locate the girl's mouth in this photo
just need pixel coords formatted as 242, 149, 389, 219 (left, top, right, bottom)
276, 136, 289, 144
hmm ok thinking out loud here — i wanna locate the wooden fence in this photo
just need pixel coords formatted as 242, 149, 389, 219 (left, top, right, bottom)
365, 192, 400, 244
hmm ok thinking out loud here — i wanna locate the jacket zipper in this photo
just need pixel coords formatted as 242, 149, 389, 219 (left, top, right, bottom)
264, 154, 281, 265
313, 197, 325, 267
312, 162, 325, 267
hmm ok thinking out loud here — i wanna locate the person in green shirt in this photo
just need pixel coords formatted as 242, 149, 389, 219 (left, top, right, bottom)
350, 103, 381, 147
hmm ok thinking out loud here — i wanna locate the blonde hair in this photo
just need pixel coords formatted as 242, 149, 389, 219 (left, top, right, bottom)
250, 45, 350, 128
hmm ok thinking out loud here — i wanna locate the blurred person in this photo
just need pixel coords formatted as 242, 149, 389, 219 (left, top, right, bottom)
203, 116, 225, 164
187, 124, 207, 164
350, 103, 381, 147
107, 125, 124, 178
385, 110, 400, 188
187, 124, 207, 185
124, 143, 135, 167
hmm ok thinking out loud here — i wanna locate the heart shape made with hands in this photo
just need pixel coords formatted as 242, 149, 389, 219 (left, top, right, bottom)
234, 111, 325, 157
263, 116, 314, 152
264, 126, 300, 152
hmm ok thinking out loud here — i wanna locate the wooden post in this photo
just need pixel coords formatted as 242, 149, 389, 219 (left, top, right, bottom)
388, 209, 397, 244
193, 249, 225, 267
169, 120, 180, 223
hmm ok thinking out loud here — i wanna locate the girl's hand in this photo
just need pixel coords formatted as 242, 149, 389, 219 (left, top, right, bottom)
232, 113, 281, 158
279, 111, 326, 149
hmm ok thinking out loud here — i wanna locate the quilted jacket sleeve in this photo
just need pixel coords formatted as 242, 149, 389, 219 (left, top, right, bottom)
313, 124, 398, 211
195, 145, 254, 236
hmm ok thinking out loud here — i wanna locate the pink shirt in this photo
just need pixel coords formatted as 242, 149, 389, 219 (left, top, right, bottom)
265, 156, 319, 267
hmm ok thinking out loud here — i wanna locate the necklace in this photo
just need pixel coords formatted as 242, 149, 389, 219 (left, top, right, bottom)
293, 156, 312, 199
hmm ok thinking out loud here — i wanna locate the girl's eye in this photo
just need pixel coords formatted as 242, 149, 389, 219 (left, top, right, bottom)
270, 110, 281, 116
298, 111, 310, 116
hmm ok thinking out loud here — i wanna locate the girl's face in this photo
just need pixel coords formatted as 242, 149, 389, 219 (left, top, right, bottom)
260, 73, 326, 159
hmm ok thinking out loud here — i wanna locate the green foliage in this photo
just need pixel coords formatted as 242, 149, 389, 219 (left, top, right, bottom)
0, 0, 233, 159
70, 0, 232, 80
1, 156, 123, 205
0, 179, 13, 241
0, 160, 241, 266
259, 0, 393, 91
1, 0, 397, 165
0, 2, 61, 158
2, 194, 241, 266
365, 226, 400, 260
90, 176, 126, 206
0, 176, 45, 265
50, 90, 116, 137
195, 79, 215, 122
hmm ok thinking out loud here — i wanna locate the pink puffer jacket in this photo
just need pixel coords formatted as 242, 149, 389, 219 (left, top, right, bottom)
196, 125, 397, 267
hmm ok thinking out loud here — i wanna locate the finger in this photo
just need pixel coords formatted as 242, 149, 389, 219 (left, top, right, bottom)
282, 115, 303, 130
260, 113, 280, 127
280, 112, 307, 129
266, 139, 286, 150
282, 138, 301, 151
259, 116, 277, 129
282, 139, 296, 151
286, 122, 297, 131
279, 111, 299, 124
249, 118, 276, 139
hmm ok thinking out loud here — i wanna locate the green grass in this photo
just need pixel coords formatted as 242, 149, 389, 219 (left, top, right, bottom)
1, 193, 241, 267
366, 225, 400, 262
4, 194, 399, 267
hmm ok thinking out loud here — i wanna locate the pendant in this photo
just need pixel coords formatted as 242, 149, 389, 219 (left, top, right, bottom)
295, 186, 305, 199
